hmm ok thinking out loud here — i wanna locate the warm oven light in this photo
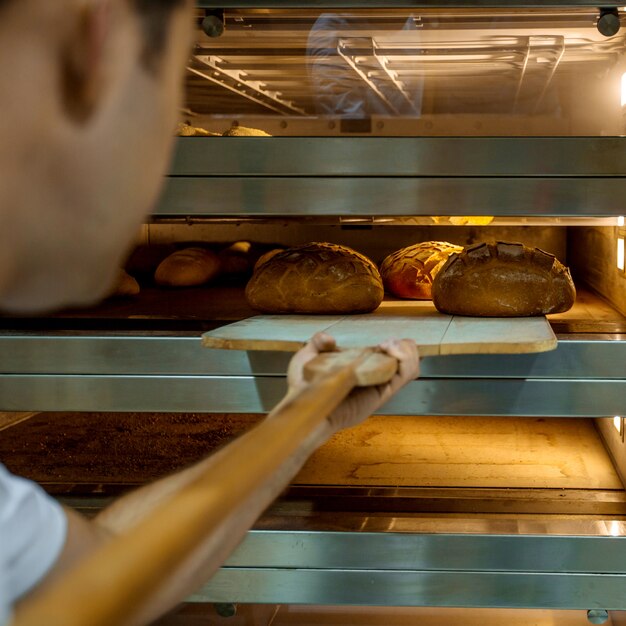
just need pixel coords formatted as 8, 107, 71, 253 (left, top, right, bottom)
619, 216, 625, 227
609, 520, 622, 537
614, 416, 623, 433
621, 73, 626, 107
618, 237, 625, 271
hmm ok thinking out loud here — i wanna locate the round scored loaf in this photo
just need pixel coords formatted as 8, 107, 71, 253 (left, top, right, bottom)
245, 242, 384, 314
253, 248, 284, 273
154, 247, 220, 288
380, 241, 463, 300
432, 241, 576, 317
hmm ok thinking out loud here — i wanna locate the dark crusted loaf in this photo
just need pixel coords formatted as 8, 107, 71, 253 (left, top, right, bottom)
245, 242, 384, 314
432, 241, 576, 317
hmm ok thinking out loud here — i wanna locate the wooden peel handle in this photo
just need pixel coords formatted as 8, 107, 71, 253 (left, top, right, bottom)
304, 349, 398, 387
13, 350, 387, 626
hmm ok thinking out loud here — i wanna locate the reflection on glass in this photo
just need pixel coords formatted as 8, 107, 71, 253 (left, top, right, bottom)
307, 13, 424, 118
186, 9, 626, 136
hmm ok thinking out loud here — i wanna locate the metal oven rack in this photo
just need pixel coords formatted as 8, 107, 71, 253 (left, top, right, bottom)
188, 10, 624, 119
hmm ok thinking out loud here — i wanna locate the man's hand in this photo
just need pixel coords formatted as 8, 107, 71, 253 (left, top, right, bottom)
286, 333, 420, 434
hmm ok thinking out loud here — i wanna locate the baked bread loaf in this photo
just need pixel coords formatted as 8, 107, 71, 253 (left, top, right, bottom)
223, 125, 271, 137
253, 248, 284, 272
218, 241, 253, 276
380, 241, 463, 300
245, 242, 383, 314
154, 248, 220, 288
432, 241, 576, 317
109, 269, 140, 298
176, 123, 219, 137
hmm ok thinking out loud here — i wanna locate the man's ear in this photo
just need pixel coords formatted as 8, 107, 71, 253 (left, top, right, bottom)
60, 0, 111, 124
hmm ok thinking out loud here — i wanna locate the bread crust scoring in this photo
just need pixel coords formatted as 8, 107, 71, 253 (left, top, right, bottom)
432, 241, 576, 317
245, 242, 384, 314
381, 241, 463, 300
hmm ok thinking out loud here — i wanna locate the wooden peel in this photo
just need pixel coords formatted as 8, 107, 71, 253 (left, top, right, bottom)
13, 349, 396, 626
201, 309, 558, 357
304, 349, 398, 387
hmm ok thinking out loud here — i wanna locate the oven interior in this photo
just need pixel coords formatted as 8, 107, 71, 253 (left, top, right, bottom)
183, 6, 626, 137
3, 4, 626, 616
1, 219, 625, 569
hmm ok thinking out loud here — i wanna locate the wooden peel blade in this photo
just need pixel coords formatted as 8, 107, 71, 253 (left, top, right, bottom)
201, 312, 557, 357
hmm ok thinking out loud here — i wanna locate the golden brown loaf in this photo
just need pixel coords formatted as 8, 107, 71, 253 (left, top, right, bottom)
218, 241, 253, 276
176, 123, 219, 137
432, 241, 576, 317
154, 248, 220, 288
253, 248, 284, 272
222, 125, 271, 137
109, 269, 140, 298
380, 241, 463, 300
245, 242, 384, 314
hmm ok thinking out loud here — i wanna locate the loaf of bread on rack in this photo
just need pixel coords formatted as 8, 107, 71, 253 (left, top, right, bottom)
432, 241, 576, 317
154, 248, 221, 287
253, 248, 284, 272
109, 269, 140, 298
218, 241, 253, 276
222, 125, 271, 137
176, 123, 219, 137
380, 241, 464, 300
245, 242, 384, 314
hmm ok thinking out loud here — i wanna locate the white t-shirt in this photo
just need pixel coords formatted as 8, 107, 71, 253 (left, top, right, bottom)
0, 464, 67, 626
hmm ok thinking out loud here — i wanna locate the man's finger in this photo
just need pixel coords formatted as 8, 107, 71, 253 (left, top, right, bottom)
287, 333, 338, 386
311, 332, 337, 353
380, 339, 420, 381
291, 332, 333, 365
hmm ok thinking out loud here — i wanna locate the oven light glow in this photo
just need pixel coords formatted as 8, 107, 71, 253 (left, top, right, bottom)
621, 73, 626, 107
619, 216, 626, 227
609, 520, 622, 537
618, 237, 625, 271
614, 416, 623, 433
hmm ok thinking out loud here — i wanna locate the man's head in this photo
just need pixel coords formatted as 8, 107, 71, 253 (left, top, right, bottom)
0, 0, 194, 312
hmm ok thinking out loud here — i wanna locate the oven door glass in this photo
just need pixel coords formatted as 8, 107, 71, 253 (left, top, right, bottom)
184, 7, 626, 137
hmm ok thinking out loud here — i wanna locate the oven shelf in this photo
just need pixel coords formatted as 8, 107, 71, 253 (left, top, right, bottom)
6, 411, 626, 610
3, 414, 619, 493
0, 284, 622, 332
0, 287, 623, 415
